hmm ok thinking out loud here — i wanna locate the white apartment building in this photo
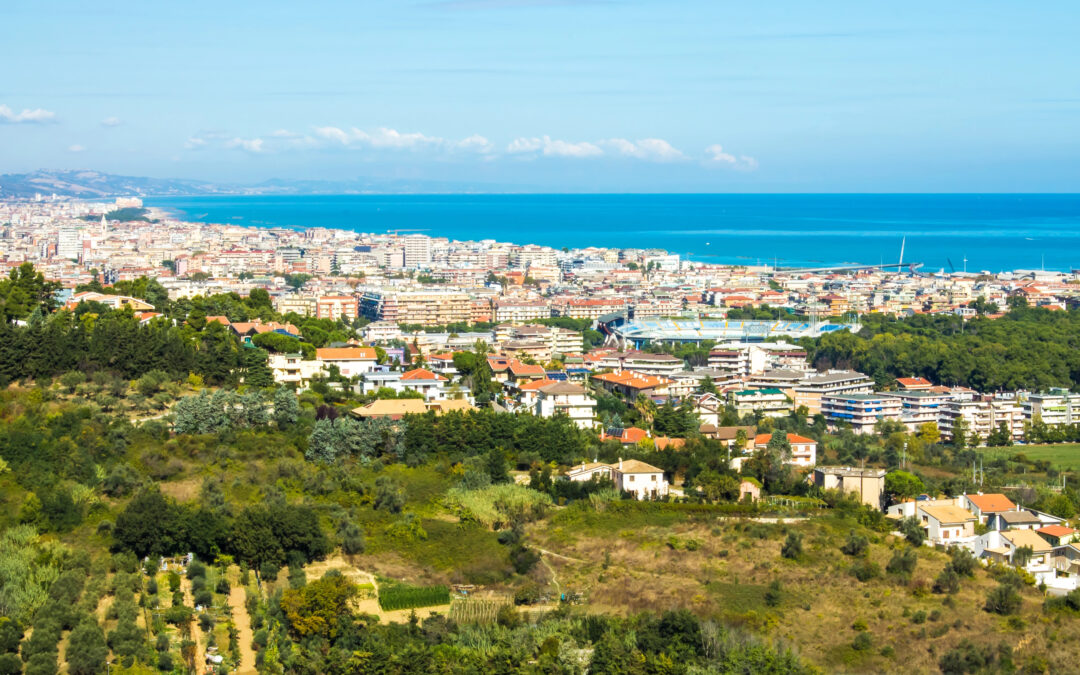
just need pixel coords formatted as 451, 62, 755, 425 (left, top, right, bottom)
730, 388, 791, 418
1024, 389, 1080, 427
566, 458, 669, 500
493, 300, 551, 323
403, 235, 433, 269
939, 399, 1025, 444
534, 382, 598, 429
821, 393, 903, 434
57, 227, 82, 260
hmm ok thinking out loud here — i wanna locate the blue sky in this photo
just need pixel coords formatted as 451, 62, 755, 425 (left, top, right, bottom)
1, 0, 1079, 191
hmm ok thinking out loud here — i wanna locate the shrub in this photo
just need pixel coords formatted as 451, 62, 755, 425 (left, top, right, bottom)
198, 614, 215, 632
886, 547, 917, 580
984, 583, 1021, 615
781, 532, 802, 560
167, 572, 181, 592
216, 578, 230, 595
899, 517, 925, 547
852, 632, 872, 651
949, 548, 976, 577
186, 561, 206, 580
194, 590, 213, 607
157, 652, 174, 672
934, 567, 960, 595
445, 484, 552, 528
259, 562, 280, 582
841, 530, 869, 557
911, 610, 927, 624
764, 580, 783, 607
850, 560, 881, 582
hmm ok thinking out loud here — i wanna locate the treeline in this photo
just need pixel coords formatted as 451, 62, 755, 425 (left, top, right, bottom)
0, 310, 248, 385
254, 574, 809, 674
113, 487, 328, 576
803, 305, 1080, 391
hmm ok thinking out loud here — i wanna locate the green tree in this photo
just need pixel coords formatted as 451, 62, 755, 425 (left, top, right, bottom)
884, 471, 925, 502
65, 616, 108, 675
273, 386, 301, 428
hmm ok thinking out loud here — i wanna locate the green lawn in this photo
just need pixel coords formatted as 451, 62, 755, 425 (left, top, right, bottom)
979, 443, 1080, 471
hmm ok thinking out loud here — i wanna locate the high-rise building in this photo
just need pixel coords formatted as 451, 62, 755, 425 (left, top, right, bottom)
403, 235, 432, 269
57, 227, 82, 260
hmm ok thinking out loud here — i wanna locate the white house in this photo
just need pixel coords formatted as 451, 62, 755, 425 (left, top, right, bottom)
267, 353, 323, 388
535, 382, 598, 429
963, 493, 1017, 525
315, 347, 378, 378
916, 504, 977, 547
566, 458, 668, 500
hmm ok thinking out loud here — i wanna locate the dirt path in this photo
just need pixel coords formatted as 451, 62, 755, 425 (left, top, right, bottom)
227, 568, 257, 675
540, 555, 561, 599
179, 576, 205, 672
534, 546, 585, 564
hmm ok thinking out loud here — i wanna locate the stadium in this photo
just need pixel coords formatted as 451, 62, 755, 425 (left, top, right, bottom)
601, 316, 859, 348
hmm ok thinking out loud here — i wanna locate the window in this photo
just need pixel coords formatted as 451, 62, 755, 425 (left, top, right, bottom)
942, 530, 949, 539
651, 475, 657, 482
628, 475, 635, 482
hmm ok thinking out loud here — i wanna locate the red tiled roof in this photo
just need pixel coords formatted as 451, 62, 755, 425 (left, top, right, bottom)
1037, 525, 1075, 537
402, 368, 446, 381
966, 494, 1016, 513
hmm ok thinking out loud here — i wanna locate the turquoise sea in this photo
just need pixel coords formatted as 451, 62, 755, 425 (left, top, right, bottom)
146, 194, 1080, 272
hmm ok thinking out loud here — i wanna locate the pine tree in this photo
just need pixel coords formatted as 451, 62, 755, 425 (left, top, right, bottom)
273, 386, 300, 428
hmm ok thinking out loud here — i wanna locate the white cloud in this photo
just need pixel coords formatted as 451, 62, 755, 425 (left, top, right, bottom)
225, 137, 265, 153
603, 137, 686, 162
705, 144, 758, 170
269, 129, 302, 138
313, 126, 492, 154
100, 116, 122, 127
704, 144, 737, 164
67, 144, 86, 153
0, 104, 56, 124
184, 137, 208, 149
507, 135, 603, 158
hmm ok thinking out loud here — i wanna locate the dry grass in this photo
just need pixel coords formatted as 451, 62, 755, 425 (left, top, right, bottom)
528, 514, 1078, 673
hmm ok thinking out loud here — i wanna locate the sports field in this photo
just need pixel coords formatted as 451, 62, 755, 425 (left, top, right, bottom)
979, 443, 1080, 471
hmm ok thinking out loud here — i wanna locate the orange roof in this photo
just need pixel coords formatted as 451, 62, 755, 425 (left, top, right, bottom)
402, 368, 446, 381
428, 352, 456, 361
1037, 525, 1075, 537
896, 377, 933, 388
754, 433, 817, 446
966, 493, 1016, 513
205, 315, 231, 325
316, 347, 376, 361
592, 371, 672, 389
509, 361, 546, 376
519, 378, 557, 391
654, 436, 685, 451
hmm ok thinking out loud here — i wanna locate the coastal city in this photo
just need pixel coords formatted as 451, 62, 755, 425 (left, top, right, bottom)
4, 1, 1080, 670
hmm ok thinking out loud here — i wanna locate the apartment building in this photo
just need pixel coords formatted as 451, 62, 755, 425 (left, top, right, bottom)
276, 295, 317, 317
596, 350, 684, 377
534, 382, 598, 429
403, 235, 432, 268
889, 390, 952, 431
939, 399, 1025, 444
821, 393, 903, 434
730, 388, 791, 418
494, 300, 551, 323
316, 295, 359, 320
793, 370, 875, 414
1024, 389, 1080, 427
555, 298, 626, 319
708, 343, 807, 376
360, 289, 472, 326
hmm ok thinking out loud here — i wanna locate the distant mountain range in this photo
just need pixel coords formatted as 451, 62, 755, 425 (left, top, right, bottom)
0, 169, 519, 199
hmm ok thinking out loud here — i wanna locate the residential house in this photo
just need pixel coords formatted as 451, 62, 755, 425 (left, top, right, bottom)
1038, 525, 1078, 548
315, 347, 377, 378
753, 433, 817, 467
964, 493, 1017, 525
592, 371, 672, 401
988, 509, 1043, 532
267, 353, 323, 388
565, 458, 669, 500
917, 504, 977, 547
